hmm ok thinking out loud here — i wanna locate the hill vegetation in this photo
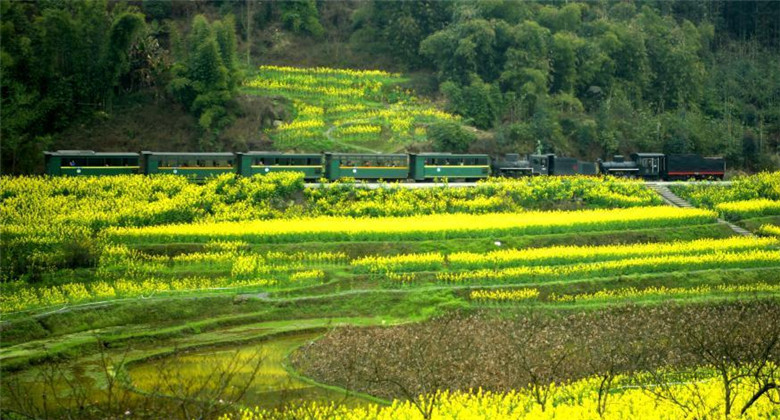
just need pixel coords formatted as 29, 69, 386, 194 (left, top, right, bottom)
2, 0, 778, 173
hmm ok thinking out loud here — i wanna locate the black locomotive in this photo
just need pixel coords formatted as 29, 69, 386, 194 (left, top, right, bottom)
596, 153, 725, 180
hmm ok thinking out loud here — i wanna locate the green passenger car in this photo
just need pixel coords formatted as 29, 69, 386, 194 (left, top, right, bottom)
44, 150, 140, 176
324, 153, 409, 181
141, 152, 235, 182
409, 153, 490, 181
235, 152, 323, 180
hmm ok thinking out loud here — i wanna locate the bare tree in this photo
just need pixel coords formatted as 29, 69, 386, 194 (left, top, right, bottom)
2, 338, 266, 420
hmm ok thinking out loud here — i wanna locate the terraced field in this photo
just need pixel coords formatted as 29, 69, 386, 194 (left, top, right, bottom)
2, 173, 780, 419
244, 66, 457, 152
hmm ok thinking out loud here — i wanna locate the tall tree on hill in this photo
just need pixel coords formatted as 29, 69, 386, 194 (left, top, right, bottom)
168, 14, 241, 150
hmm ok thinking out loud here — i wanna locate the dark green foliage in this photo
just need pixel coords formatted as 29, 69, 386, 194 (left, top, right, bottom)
0, 1, 149, 174
413, 1, 779, 164
142, 0, 172, 21
352, 0, 452, 69
440, 78, 503, 130
168, 14, 241, 148
279, 0, 324, 37
428, 121, 477, 153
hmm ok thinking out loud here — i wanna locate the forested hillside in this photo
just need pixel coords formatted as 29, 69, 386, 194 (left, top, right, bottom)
1, 0, 779, 173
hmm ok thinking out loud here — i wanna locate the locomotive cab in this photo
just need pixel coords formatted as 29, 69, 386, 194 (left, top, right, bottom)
630, 153, 665, 180
529, 154, 553, 175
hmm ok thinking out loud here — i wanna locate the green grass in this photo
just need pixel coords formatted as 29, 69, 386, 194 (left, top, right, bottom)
740, 215, 780, 232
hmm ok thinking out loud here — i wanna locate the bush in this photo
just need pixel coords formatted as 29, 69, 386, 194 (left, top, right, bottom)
428, 120, 476, 153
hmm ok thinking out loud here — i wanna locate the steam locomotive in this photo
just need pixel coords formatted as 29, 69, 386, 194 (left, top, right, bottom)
493, 152, 724, 180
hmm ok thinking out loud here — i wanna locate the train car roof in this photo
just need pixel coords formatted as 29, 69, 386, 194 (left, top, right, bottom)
140, 151, 234, 157
45, 150, 140, 157
410, 153, 490, 158
241, 151, 321, 157
325, 153, 407, 157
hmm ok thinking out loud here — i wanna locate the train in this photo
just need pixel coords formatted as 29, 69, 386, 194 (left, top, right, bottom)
43, 150, 726, 182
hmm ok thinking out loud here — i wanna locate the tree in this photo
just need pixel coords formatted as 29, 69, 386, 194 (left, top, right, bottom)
440, 77, 503, 130
167, 14, 241, 149
428, 120, 477, 153
279, 0, 324, 38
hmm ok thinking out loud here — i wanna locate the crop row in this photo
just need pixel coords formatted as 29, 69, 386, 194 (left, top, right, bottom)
0, 276, 277, 314
671, 171, 780, 208
221, 373, 779, 420
306, 176, 663, 217
435, 250, 780, 284
106, 206, 717, 245
470, 282, 780, 304
0, 263, 332, 313
760, 224, 780, 237
352, 236, 777, 274
715, 199, 780, 220
97, 245, 346, 281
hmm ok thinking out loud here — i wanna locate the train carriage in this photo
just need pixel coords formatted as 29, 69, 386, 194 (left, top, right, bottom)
141, 152, 235, 182
324, 153, 409, 181
44, 150, 140, 176
235, 152, 323, 180
409, 153, 490, 181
